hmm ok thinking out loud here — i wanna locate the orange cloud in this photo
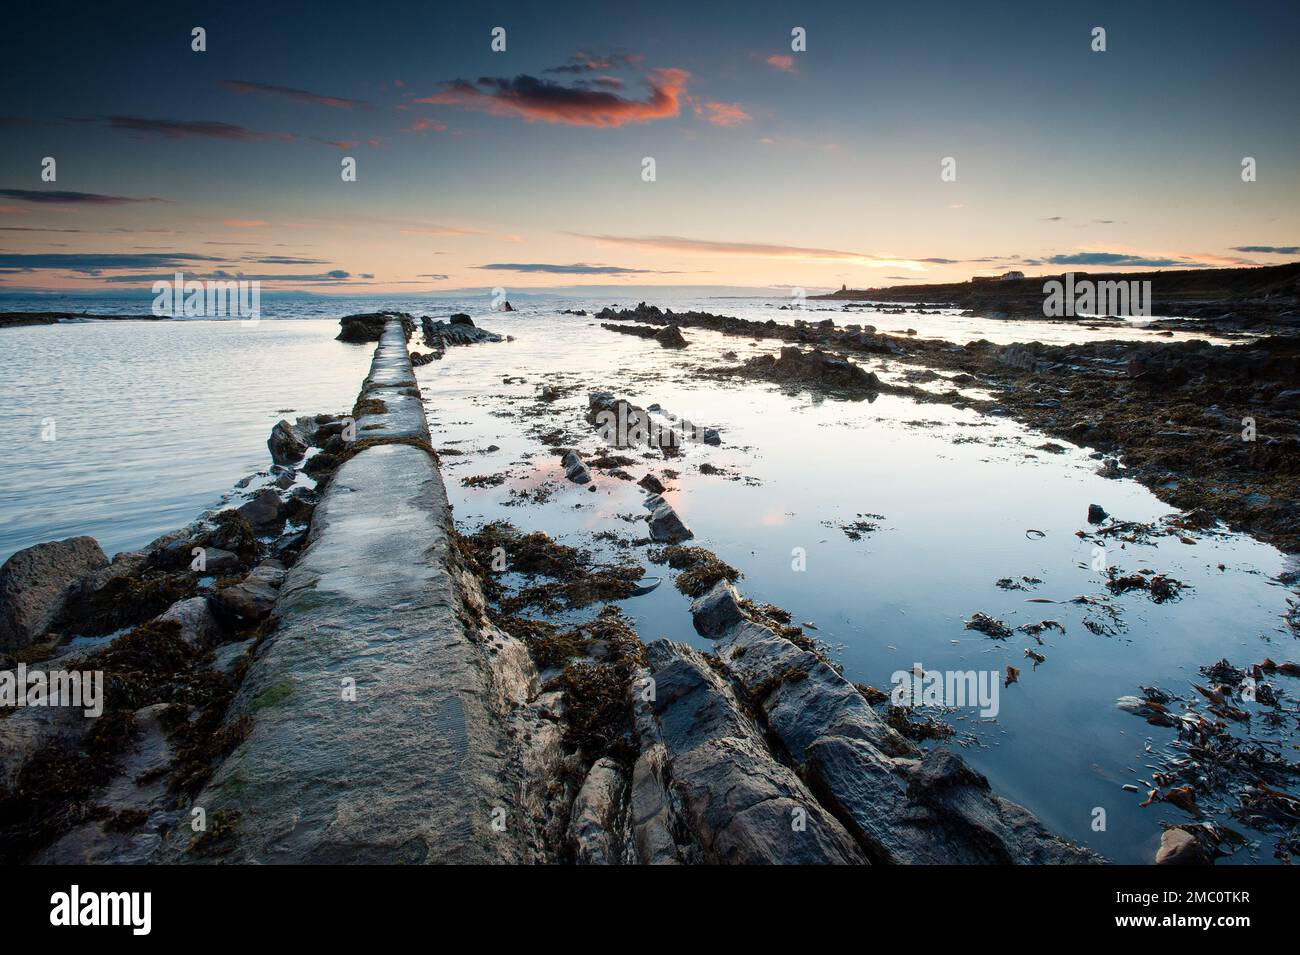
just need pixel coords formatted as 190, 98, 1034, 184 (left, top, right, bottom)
693, 99, 750, 126
401, 117, 449, 133
415, 69, 689, 128
222, 219, 269, 228
766, 54, 796, 72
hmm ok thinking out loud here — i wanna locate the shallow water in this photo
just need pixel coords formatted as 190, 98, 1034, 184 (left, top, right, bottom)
1, 298, 1294, 864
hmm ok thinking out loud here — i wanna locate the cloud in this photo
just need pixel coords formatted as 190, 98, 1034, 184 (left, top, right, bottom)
693, 99, 750, 126
1045, 252, 1194, 268
0, 188, 165, 205
419, 273, 450, 280
0, 252, 222, 273
1231, 245, 1299, 254
316, 137, 382, 149
221, 218, 268, 228
400, 117, 449, 134
220, 80, 368, 109
415, 69, 689, 127
765, 54, 796, 72
246, 256, 330, 265
104, 117, 294, 142
474, 262, 667, 275
572, 233, 926, 269
544, 52, 643, 75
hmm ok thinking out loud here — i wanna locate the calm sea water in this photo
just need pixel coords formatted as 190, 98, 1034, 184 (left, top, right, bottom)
1, 292, 1293, 863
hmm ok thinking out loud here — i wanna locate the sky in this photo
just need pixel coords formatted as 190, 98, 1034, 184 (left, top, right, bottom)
1, 0, 1298, 294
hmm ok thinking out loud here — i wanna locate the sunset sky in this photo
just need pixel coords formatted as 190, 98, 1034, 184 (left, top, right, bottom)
2, 0, 1298, 294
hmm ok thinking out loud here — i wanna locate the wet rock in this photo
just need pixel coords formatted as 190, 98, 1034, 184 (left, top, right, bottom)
421, 315, 504, 347
1087, 504, 1108, 524
639, 641, 867, 864
648, 504, 693, 543
702, 427, 721, 446
197, 547, 241, 573
690, 579, 744, 637
1155, 827, 1208, 865
337, 312, 415, 342
560, 449, 592, 484
267, 420, 307, 465
208, 560, 284, 627
734, 346, 883, 394
158, 596, 222, 647
236, 489, 284, 530
0, 537, 108, 650
567, 757, 629, 864
638, 473, 665, 494
655, 325, 688, 349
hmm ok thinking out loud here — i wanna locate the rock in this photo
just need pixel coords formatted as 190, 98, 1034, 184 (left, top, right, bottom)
690, 579, 745, 637
648, 504, 693, 543
158, 596, 222, 647
501, 300, 515, 311
655, 325, 688, 349
213, 637, 256, 675
1087, 504, 1108, 524
701, 427, 721, 446
208, 561, 284, 626
0, 537, 108, 650
236, 489, 284, 530
337, 312, 414, 342
1155, 827, 1208, 865
567, 757, 629, 864
638, 474, 665, 494
421, 315, 503, 347
0, 703, 88, 790
637, 641, 866, 864
195, 547, 240, 573
560, 449, 592, 484
267, 420, 307, 465
448, 313, 474, 326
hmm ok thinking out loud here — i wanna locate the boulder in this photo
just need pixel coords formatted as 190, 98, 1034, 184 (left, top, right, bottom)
0, 537, 108, 650
158, 596, 223, 647
690, 579, 745, 637
1087, 504, 1108, 524
208, 560, 285, 627
560, 450, 592, 485
1155, 827, 1208, 865
648, 504, 693, 543
236, 489, 284, 530
655, 325, 688, 349
638, 474, 665, 494
267, 420, 307, 465
701, 427, 721, 446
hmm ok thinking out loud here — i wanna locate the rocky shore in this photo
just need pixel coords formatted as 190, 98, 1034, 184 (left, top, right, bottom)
0, 310, 1104, 864
808, 261, 1300, 336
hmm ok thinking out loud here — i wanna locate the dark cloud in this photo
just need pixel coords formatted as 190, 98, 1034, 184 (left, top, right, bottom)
1231, 245, 1299, 254
0, 252, 221, 273
474, 262, 665, 275
544, 51, 643, 75
416, 69, 689, 127
104, 117, 294, 142
0, 189, 165, 205
1045, 252, 1191, 268
246, 256, 330, 265
220, 80, 368, 109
